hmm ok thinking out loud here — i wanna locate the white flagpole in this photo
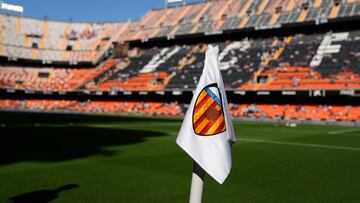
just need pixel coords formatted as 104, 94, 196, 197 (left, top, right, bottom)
189, 161, 206, 203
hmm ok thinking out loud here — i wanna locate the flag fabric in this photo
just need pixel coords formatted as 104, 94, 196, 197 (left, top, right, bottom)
176, 45, 236, 184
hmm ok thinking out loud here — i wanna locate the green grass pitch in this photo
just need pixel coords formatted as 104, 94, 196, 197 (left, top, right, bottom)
0, 111, 360, 203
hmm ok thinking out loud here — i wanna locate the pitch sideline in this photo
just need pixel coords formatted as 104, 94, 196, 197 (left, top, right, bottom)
328, 128, 360, 135
237, 137, 360, 151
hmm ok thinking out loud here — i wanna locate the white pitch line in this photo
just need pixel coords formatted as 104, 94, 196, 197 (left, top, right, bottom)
237, 137, 360, 151
328, 128, 360, 135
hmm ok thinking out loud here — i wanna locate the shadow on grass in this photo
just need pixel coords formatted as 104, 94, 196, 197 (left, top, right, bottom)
0, 125, 168, 166
8, 184, 78, 203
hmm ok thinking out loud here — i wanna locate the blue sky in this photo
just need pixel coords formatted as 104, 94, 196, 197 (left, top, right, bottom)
2, 0, 200, 22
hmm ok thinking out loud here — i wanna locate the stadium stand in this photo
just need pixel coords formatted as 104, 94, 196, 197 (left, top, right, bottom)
0, 14, 127, 63
92, 30, 360, 91
240, 66, 360, 90
1, 0, 360, 63
95, 45, 192, 91
0, 59, 117, 91
0, 99, 359, 122
0, 0, 360, 124
0, 99, 183, 116
230, 103, 360, 122
1, 31, 360, 91
116, 0, 360, 41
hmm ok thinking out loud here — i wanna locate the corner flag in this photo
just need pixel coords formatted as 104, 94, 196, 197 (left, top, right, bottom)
176, 45, 236, 184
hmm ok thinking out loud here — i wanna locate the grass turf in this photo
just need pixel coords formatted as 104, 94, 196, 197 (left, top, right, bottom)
0, 111, 360, 202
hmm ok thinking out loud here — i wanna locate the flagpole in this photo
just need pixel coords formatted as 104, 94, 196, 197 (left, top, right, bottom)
189, 161, 206, 203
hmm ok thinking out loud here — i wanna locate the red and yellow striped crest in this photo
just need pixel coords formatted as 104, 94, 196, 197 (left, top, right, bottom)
192, 83, 226, 136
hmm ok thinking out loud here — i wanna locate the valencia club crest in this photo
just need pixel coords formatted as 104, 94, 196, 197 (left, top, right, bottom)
192, 83, 226, 136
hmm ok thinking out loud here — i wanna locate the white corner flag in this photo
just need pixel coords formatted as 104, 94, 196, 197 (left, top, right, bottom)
176, 45, 236, 185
